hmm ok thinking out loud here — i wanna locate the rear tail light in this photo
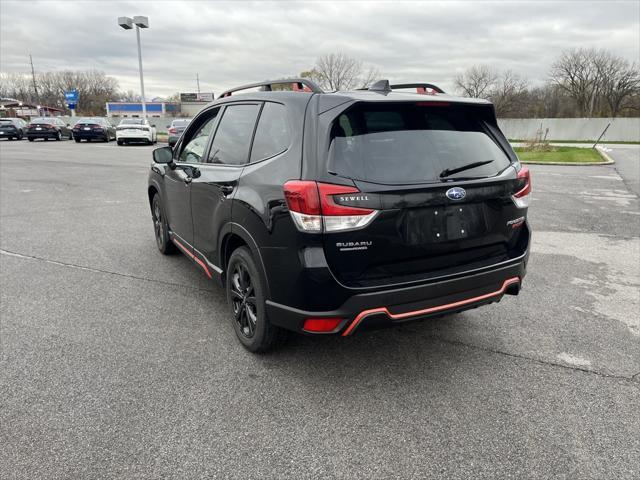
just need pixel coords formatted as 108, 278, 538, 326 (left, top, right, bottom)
302, 317, 343, 333
283, 181, 378, 233
168, 127, 177, 134
512, 166, 532, 208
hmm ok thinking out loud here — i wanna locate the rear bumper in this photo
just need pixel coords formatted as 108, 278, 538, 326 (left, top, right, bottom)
117, 131, 152, 141
266, 255, 527, 336
26, 132, 57, 139
73, 131, 107, 139
0, 131, 20, 138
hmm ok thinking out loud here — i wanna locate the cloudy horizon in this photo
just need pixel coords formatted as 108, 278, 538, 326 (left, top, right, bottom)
1, 0, 639, 99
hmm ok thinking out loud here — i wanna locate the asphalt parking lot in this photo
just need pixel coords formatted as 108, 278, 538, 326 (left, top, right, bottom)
1, 139, 638, 479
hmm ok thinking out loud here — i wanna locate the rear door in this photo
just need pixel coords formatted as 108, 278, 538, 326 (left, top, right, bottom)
318, 101, 529, 288
191, 103, 261, 269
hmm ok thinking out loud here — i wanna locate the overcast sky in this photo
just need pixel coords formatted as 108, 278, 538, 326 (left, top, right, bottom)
1, 0, 638, 98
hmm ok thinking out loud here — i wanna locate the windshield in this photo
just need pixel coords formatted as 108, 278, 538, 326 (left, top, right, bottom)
328, 103, 511, 184
119, 118, 144, 125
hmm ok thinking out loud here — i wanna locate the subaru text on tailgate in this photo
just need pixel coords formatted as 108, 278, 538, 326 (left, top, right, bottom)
147, 79, 531, 352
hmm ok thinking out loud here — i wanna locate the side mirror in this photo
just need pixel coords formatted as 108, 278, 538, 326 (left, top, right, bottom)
166, 125, 170, 128
152, 146, 173, 164
66, 124, 71, 127
151, 124, 156, 128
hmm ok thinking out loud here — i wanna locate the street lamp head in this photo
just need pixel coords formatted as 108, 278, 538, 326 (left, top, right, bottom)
133, 16, 149, 28
118, 16, 133, 29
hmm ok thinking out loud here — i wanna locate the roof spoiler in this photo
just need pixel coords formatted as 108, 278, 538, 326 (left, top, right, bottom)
219, 78, 324, 98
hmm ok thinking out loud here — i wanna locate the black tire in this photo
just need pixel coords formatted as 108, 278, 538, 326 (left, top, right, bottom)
28, 137, 34, 142
151, 194, 177, 255
75, 138, 81, 143
227, 246, 286, 353
55, 131, 62, 141
117, 139, 123, 146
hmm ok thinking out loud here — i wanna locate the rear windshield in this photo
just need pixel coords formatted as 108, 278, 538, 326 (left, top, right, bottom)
76, 117, 105, 124
171, 119, 191, 127
119, 119, 144, 125
328, 103, 511, 184
31, 117, 56, 124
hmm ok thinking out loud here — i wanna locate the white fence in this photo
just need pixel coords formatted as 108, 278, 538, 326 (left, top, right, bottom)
497, 118, 639, 142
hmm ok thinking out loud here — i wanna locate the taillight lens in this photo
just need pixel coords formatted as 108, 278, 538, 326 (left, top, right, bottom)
512, 166, 532, 208
168, 127, 177, 134
283, 181, 378, 233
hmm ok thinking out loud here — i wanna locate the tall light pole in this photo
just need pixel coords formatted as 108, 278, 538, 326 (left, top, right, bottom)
118, 16, 149, 119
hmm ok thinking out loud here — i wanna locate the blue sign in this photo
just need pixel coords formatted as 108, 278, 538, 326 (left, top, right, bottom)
67, 103, 77, 110
64, 90, 79, 102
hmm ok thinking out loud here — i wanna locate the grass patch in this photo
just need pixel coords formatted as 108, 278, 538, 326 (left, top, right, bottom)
509, 139, 639, 145
513, 146, 605, 163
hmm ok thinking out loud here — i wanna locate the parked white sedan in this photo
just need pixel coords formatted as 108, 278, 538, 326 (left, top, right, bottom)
116, 118, 157, 145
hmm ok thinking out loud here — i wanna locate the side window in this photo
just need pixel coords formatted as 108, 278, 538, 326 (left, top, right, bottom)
178, 111, 219, 164
208, 104, 260, 165
250, 103, 291, 163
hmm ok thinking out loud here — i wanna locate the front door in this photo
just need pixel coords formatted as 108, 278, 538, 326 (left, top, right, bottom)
165, 111, 220, 250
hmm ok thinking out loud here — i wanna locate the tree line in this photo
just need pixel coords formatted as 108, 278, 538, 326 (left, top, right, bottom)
302, 49, 638, 118
0, 70, 121, 115
455, 48, 639, 118
2, 48, 637, 118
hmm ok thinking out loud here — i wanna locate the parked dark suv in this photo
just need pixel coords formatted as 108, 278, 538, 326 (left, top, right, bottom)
148, 79, 531, 352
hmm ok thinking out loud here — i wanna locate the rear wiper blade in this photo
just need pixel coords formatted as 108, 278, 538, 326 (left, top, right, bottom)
439, 160, 494, 179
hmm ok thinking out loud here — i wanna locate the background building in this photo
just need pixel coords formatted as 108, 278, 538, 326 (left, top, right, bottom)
105, 101, 181, 119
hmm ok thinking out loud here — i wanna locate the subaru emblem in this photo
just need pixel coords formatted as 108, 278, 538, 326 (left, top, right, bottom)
446, 187, 466, 201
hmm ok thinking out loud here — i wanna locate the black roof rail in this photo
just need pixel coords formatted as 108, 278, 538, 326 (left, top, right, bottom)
219, 78, 324, 98
389, 83, 446, 94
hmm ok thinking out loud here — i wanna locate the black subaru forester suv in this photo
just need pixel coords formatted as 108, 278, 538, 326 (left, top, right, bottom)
148, 79, 531, 352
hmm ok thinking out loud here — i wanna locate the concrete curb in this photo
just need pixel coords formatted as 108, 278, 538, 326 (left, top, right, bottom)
520, 147, 615, 166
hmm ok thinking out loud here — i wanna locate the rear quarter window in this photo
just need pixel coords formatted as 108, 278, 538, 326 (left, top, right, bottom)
250, 102, 290, 162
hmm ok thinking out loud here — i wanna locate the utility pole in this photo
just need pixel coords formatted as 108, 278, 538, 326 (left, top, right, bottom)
196, 73, 201, 100
29, 54, 39, 104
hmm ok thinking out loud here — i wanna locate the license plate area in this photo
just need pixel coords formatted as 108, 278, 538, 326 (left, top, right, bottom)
399, 204, 489, 245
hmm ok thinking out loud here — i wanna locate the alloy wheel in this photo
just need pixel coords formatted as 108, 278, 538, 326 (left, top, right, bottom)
153, 200, 164, 249
230, 262, 257, 338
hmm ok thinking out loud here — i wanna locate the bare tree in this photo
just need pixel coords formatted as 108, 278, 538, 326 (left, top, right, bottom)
548, 48, 640, 117
597, 55, 640, 117
489, 70, 529, 117
302, 53, 380, 91
454, 65, 498, 98
118, 90, 143, 102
